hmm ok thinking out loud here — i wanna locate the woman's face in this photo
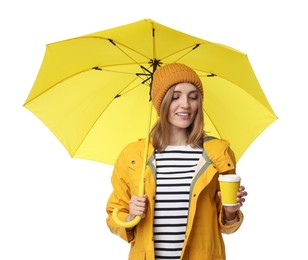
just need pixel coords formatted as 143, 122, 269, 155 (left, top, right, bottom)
167, 82, 199, 131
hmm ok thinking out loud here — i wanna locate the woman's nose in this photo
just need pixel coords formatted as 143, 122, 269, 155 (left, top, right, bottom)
180, 96, 190, 108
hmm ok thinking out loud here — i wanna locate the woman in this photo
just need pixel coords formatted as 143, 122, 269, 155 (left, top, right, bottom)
106, 63, 247, 260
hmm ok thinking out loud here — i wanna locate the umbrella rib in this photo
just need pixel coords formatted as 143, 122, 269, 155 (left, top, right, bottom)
92, 65, 154, 96
159, 43, 202, 63
106, 36, 160, 88
107, 39, 148, 65
92, 65, 152, 98
115, 77, 147, 98
24, 63, 150, 104
152, 24, 157, 63
60, 35, 152, 63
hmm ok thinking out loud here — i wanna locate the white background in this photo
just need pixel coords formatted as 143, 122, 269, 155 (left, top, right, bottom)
1, 0, 307, 259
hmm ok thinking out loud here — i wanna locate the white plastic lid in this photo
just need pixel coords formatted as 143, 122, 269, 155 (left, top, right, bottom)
218, 174, 241, 182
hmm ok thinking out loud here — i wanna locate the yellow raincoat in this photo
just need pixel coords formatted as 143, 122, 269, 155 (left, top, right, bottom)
106, 137, 243, 260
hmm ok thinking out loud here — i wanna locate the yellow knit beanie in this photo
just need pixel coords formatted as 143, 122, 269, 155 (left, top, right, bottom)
151, 63, 203, 114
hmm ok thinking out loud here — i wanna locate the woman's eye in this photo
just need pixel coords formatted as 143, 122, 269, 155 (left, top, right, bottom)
172, 95, 180, 100
189, 95, 198, 100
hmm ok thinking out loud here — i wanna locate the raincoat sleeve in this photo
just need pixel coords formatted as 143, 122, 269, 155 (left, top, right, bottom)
207, 139, 244, 234
106, 143, 135, 243
219, 204, 244, 234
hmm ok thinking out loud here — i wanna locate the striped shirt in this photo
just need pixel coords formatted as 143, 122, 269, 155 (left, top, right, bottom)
154, 145, 203, 259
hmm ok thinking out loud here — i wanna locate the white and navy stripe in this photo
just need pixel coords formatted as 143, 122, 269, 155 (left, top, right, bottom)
154, 145, 202, 259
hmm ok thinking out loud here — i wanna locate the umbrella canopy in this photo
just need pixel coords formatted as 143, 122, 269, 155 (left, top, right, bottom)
24, 18, 277, 166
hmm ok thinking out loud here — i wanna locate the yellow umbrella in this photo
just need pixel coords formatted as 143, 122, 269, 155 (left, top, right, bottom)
24, 18, 277, 227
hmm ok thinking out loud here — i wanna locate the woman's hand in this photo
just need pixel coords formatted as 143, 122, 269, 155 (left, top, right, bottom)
126, 195, 148, 222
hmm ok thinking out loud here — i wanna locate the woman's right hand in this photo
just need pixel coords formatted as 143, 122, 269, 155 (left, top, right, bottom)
126, 194, 148, 221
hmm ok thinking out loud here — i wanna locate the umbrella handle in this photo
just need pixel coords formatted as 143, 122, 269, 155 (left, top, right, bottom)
112, 101, 153, 229
112, 209, 142, 228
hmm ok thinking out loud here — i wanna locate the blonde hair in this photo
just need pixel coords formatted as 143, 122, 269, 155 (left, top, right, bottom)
150, 85, 204, 151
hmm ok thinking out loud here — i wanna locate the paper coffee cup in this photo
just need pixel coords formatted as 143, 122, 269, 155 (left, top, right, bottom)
218, 174, 241, 206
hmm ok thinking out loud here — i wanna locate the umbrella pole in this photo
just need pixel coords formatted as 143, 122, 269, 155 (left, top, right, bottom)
112, 101, 153, 228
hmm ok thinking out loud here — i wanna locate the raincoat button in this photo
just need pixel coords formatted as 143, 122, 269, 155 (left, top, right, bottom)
227, 163, 231, 167
193, 194, 196, 197
131, 160, 136, 164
